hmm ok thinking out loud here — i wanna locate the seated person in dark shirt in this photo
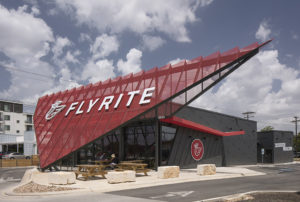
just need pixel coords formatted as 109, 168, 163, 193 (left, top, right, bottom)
110, 153, 119, 169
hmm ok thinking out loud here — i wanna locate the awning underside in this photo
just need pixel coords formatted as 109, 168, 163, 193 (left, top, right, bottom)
160, 116, 245, 136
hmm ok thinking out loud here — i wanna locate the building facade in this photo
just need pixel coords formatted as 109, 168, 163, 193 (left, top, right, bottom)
0, 100, 37, 155
257, 131, 293, 163
34, 40, 271, 169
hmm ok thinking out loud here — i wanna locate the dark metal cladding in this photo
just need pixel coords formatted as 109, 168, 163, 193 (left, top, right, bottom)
258, 131, 293, 163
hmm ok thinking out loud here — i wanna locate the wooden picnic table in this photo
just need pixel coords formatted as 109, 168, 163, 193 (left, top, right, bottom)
116, 162, 150, 176
93, 159, 112, 165
74, 164, 107, 180
120, 160, 143, 163
93, 159, 112, 169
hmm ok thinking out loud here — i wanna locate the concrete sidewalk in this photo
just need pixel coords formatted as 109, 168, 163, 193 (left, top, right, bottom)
5, 166, 265, 196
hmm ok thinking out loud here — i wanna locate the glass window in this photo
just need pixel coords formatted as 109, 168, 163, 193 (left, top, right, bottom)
4, 115, 10, 121
14, 104, 23, 113
4, 103, 13, 112
16, 130, 19, 133
124, 124, 155, 167
0, 123, 3, 132
76, 131, 120, 164
161, 125, 177, 165
26, 125, 33, 131
4, 125, 10, 131
16, 120, 20, 123
26, 115, 33, 124
0, 102, 4, 111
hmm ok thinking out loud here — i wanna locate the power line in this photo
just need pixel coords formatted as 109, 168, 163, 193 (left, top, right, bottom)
0, 63, 75, 83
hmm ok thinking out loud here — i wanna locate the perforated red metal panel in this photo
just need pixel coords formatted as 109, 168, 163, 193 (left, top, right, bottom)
34, 40, 271, 168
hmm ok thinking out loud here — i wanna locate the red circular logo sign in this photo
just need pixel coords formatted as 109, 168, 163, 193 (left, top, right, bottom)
191, 139, 204, 161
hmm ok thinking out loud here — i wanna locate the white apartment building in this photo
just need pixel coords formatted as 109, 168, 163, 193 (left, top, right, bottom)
0, 100, 37, 155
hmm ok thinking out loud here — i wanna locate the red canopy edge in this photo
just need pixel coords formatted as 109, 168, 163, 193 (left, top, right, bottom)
160, 116, 245, 137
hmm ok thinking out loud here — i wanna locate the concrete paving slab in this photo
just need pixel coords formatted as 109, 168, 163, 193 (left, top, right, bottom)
4, 166, 265, 196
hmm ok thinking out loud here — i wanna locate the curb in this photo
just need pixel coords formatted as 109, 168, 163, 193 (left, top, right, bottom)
200, 190, 300, 202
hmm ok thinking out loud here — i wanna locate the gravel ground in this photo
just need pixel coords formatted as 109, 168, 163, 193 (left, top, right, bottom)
13, 182, 78, 193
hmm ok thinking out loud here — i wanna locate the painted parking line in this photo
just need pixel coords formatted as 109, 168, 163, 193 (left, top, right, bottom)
150, 191, 194, 199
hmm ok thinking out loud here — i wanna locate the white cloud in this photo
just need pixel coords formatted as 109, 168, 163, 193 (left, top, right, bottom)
0, 5, 53, 60
0, 5, 81, 103
54, 0, 208, 42
255, 20, 271, 41
191, 49, 300, 131
198, 0, 214, 7
31, 6, 40, 16
79, 33, 91, 42
0, 5, 55, 101
291, 32, 298, 40
52, 36, 72, 60
65, 51, 80, 64
117, 48, 142, 75
90, 34, 119, 60
42, 67, 80, 97
169, 58, 183, 65
142, 35, 165, 51
82, 59, 116, 83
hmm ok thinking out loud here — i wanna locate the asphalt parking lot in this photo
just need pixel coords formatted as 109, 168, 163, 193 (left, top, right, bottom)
109, 163, 300, 201
0, 163, 299, 202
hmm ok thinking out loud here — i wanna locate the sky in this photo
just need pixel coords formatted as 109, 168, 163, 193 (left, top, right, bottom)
0, 0, 300, 132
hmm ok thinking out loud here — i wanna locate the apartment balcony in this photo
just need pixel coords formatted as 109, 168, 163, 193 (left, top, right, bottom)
25, 120, 33, 125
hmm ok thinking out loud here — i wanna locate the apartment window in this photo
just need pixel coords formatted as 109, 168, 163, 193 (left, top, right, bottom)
26, 125, 33, 131
4, 103, 13, 112
4, 115, 10, 121
4, 125, 10, 131
0, 102, 3, 111
0, 123, 3, 132
26, 115, 33, 124
14, 104, 23, 113
17, 120, 20, 123
16, 130, 20, 133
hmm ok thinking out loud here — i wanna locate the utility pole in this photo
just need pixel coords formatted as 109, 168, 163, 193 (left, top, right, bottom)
291, 116, 299, 151
242, 111, 255, 120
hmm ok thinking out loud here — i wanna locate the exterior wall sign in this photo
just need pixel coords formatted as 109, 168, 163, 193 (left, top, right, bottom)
274, 142, 292, 151
191, 139, 204, 161
45, 87, 155, 121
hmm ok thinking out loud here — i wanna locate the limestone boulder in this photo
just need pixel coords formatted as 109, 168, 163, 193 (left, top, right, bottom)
21, 168, 76, 185
48, 172, 76, 185
197, 164, 216, 175
157, 166, 180, 179
106, 170, 136, 184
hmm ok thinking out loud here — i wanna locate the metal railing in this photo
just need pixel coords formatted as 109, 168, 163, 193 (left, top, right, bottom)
25, 120, 33, 124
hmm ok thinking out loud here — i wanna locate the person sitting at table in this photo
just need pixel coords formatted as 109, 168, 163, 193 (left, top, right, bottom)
95, 152, 108, 160
109, 153, 119, 169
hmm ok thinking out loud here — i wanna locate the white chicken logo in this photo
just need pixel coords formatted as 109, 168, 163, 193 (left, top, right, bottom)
45, 101, 66, 121
193, 142, 202, 156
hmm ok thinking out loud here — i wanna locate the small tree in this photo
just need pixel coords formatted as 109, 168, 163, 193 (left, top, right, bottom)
260, 126, 274, 132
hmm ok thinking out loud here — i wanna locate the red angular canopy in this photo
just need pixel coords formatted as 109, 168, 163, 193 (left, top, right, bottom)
34, 40, 271, 168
